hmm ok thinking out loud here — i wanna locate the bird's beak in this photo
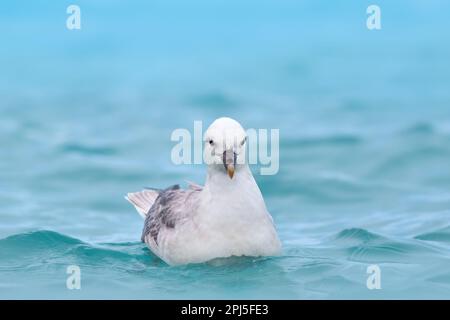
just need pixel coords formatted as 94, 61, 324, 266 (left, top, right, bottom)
227, 165, 235, 179
223, 150, 237, 179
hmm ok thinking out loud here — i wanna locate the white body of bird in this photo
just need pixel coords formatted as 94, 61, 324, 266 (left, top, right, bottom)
126, 117, 281, 265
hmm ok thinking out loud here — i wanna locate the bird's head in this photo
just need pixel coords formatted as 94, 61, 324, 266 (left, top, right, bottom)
204, 117, 247, 179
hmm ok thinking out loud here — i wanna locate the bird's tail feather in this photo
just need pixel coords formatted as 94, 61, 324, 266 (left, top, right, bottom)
125, 190, 159, 219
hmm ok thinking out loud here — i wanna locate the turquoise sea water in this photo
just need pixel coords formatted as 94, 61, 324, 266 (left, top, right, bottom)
1, 1, 450, 299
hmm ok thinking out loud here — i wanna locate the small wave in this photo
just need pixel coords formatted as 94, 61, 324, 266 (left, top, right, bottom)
39, 166, 143, 183
401, 122, 435, 136
427, 272, 450, 284
0, 230, 156, 270
327, 228, 446, 264
0, 230, 83, 251
58, 143, 117, 156
370, 144, 450, 179
283, 135, 362, 148
346, 242, 419, 263
414, 226, 450, 243
334, 228, 382, 243
188, 92, 237, 108
266, 175, 375, 203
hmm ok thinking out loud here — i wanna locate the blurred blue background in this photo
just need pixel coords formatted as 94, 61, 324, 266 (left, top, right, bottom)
1, 0, 450, 299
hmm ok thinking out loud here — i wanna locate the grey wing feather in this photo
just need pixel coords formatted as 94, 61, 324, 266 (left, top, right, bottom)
141, 184, 201, 245
186, 181, 203, 191
125, 189, 159, 218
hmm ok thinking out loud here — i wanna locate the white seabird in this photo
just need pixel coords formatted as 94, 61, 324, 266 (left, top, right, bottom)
125, 117, 281, 265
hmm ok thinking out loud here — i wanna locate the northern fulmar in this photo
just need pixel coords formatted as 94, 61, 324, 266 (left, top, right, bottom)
125, 117, 281, 265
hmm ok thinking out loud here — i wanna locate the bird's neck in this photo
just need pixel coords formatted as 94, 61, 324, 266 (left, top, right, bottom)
201, 164, 268, 220
204, 164, 255, 195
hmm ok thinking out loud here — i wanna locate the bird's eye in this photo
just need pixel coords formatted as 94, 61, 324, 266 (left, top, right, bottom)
241, 137, 247, 146
209, 139, 214, 146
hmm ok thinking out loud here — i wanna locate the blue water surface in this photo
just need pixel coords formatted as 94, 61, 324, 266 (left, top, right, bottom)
1, 0, 450, 299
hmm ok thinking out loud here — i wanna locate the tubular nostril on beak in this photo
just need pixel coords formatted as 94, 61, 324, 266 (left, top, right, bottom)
222, 150, 236, 167
223, 150, 237, 179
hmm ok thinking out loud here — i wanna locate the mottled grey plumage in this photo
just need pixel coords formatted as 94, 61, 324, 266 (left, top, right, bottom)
141, 184, 202, 245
